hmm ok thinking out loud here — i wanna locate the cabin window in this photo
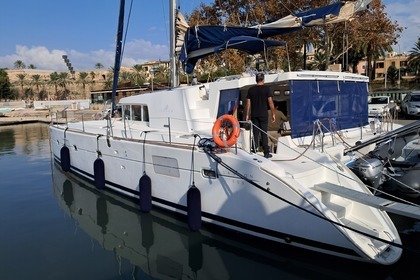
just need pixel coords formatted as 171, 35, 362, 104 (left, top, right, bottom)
217, 88, 240, 118
133, 105, 142, 120
152, 156, 180, 177
143, 106, 149, 122
122, 104, 149, 122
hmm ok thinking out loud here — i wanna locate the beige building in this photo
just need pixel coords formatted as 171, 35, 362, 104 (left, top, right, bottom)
373, 52, 409, 80
141, 60, 170, 79
355, 52, 410, 81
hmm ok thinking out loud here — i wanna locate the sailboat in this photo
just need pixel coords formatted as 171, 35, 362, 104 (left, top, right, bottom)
50, 0, 406, 265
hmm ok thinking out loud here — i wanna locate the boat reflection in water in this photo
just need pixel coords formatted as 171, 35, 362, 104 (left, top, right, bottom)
52, 164, 419, 279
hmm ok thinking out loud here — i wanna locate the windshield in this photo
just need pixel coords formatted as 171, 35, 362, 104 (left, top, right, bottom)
369, 97, 389, 104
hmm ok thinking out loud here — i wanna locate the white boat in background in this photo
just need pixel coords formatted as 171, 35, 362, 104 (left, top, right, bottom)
347, 120, 420, 198
49, 0, 407, 265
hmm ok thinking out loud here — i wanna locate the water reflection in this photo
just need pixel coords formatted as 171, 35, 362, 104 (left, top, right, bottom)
52, 164, 420, 279
0, 123, 50, 157
0, 128, 15, 155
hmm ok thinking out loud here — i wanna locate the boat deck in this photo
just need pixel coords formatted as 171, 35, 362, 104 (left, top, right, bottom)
313, 183, 420, 220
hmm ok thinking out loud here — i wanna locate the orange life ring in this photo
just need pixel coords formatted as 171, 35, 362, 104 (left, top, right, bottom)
212, 114, 241, 147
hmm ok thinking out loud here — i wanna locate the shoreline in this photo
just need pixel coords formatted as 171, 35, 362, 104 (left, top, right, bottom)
0, 108, 101, 126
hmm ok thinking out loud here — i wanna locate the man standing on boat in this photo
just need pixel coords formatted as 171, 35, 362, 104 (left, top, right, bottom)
268, 101, 289, 152
245, 73, 276, 158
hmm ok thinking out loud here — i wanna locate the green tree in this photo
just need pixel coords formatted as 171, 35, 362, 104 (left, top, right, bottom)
386, 65, 399, 88
16, 73, 27, 99
58, 72, 72, 99
408, 37, 420, 76
30, 74, 43, 100
152, 64, 170, 86
76, 72, 90, 99
89, 71, 96, 91
132, 64, 147, 86
311, 50, 327, 71
187, 0, 402, 76
49, 72, 60, 99
95, 62, 104, 69
120, 71, 132, 83
14, 60, 26, 69
103, 68, 115, 90
0, 69, 12, 101
28, 64, 37, 69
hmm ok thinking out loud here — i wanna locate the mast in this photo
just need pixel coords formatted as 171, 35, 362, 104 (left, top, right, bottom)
111, 0, 125, 112
170, 0, 178, 88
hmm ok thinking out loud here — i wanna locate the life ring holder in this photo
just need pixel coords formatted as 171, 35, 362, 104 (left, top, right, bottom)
212, 114, 240, 147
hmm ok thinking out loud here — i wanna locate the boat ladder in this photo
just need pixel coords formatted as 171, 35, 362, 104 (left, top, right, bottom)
313, 183, 420, 220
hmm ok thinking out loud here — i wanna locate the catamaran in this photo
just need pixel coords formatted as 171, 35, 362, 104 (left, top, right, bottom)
50, 0, 409, 265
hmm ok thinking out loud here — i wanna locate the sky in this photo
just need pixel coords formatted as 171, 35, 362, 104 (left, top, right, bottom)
0, 0, 418, 72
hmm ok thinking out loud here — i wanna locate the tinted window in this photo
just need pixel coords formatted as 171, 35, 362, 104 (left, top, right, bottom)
411, 95, 420, 102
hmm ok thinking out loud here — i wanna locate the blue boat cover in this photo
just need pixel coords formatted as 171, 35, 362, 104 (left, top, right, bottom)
180, 2, 343, 73
289, 79, 368, 138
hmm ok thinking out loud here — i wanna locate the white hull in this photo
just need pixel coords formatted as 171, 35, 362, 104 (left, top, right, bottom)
51, 165, 382, 278
49, 71, 403, 265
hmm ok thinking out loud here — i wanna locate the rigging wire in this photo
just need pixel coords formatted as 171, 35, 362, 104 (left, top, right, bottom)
121, 0, 134, 66
161, 0, 169, 48
280, 0, 299, 16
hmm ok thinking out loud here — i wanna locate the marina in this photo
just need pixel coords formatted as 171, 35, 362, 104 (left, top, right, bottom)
1, 0, 420, 277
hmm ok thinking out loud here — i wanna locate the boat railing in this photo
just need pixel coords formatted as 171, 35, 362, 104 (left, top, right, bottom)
242, 120, 275, 154
312, 119, 337, 152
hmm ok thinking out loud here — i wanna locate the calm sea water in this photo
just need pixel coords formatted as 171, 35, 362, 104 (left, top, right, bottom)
0, 123, 419, 280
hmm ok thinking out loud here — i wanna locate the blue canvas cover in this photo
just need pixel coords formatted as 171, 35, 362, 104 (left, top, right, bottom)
294, 2, 342, 26
289, 80, 368, 138
182, 36, 286, 74
214, 36, 286, 54
180, 27, 296, 73
180, 3, 343, 73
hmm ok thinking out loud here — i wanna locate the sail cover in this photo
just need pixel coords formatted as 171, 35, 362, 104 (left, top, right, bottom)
178, 1, 372, 73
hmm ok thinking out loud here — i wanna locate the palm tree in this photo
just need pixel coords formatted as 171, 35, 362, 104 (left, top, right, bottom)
132, 64, 146, 86
311, 49, 327, 71
153, 65, 170, 86
30, 74, 43, 100
120, 71, 132, 83
58, 72, 72, 99
358, 42, 391, 81
89, 71, 96, 81
95, 62, 104, 69
76, 72, 90, 99
103, 70, 114, 90
408, 38, 420, 76
14, 60, 26, 69
49, 72, 60, 99
16, 73, 27, 99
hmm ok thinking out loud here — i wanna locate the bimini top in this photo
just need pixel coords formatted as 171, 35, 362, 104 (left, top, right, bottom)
179, 0, 372, 73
